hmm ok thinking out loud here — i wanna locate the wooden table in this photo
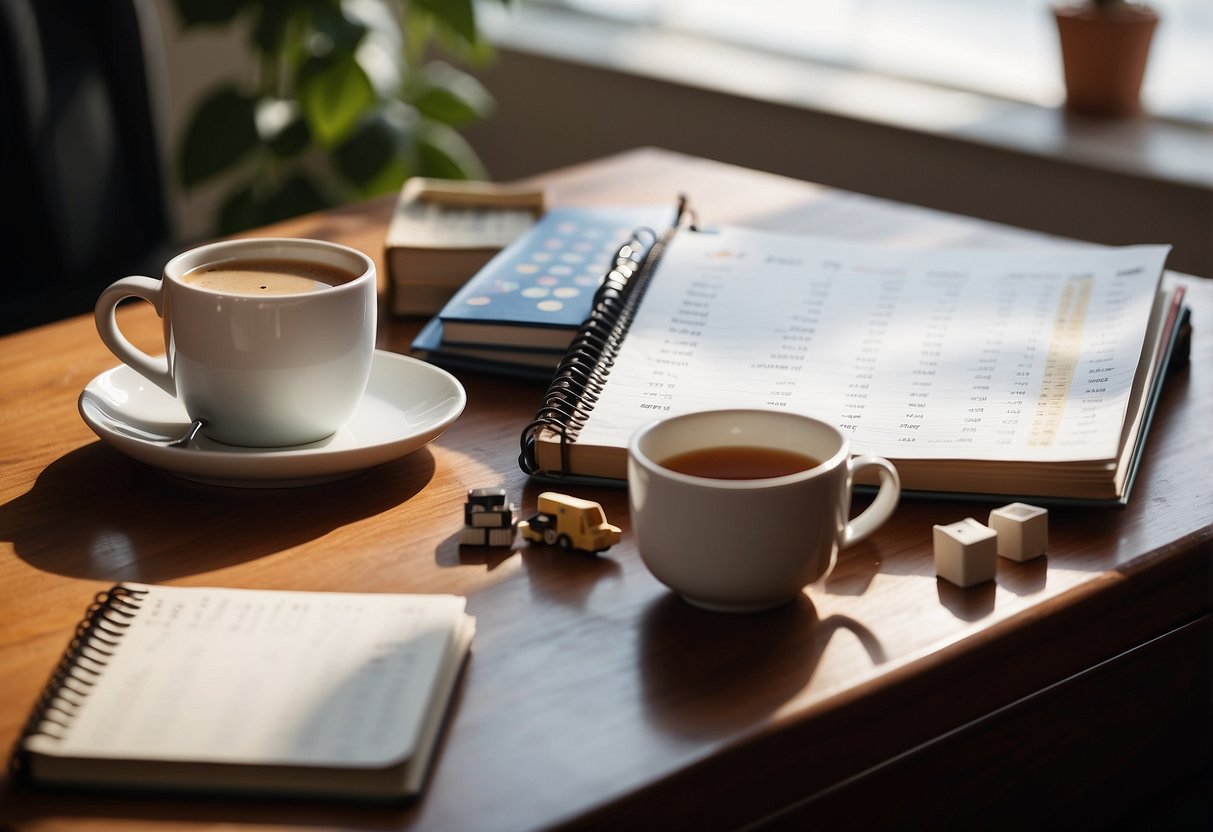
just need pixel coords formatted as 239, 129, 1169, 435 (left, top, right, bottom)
1, 149, 1209, 831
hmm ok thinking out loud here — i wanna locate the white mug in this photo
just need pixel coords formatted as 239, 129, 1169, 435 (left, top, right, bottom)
628, 409, 901, 612
94, 237, 377, 447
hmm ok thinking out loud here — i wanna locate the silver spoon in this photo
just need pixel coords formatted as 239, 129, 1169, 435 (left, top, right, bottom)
81, 398, 207, 448
166, 418, 207, 448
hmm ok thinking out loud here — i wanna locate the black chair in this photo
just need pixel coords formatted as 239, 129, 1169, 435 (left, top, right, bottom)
0, 0, 172, 334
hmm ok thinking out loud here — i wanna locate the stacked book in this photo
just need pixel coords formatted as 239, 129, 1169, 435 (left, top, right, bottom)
385, 178, 546, 316
411, 204, 673, 379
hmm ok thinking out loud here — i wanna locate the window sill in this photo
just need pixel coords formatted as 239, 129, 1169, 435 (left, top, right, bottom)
480, 4, 1212, 192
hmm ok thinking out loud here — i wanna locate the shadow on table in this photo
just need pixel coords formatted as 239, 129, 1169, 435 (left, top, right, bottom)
0, 441, 435, 582
936, 578, 997, 621
638, 593, 885, 739
516, 542, 625, 607
0, 778, 416, 831
437, 528, 625, 611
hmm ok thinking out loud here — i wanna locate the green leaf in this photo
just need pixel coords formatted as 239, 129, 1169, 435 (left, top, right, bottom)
174, 0, 245, 28
265, 112, 311, 158
216, 174, 334, 235
411, 62, 494, 126
264, 173, 334, 223
313, 1, 368, 55
454, 33, 498, 68
348, 3, 405, 98
296, 54, 377, 147
250, 0, 295, 55
413, 86, 478, 127
416, 121, 486, 181
334, 112, 414, 196
412, 0, 477, 45
217, 184, 261, 236
178, 85, 260, 188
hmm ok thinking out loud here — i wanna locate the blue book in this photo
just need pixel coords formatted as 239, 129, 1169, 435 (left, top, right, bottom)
435, 205, 672, 350
411, 317, 562, 381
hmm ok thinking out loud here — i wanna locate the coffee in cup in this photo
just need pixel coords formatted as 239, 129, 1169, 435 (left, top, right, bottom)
94, 238, 377, 448
181, 258, 359, 295
628, 409, 900, 612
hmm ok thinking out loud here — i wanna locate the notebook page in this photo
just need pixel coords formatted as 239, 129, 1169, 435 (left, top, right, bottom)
577, 228, 1168, 462
31, 585, 467, 767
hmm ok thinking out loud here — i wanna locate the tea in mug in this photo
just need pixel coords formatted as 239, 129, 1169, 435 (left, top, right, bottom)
659, 446, 821, 480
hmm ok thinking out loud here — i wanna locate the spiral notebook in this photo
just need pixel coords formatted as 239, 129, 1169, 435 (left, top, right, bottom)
518, 198, 1187, 504
435, 204, 673, 349
11, 583, 475, 801
412, 206, 670, 379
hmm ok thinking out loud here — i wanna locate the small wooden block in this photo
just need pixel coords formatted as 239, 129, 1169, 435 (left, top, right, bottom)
458, 527, 514, 547
988, 502, 1048, 562
933, 518, 998, 587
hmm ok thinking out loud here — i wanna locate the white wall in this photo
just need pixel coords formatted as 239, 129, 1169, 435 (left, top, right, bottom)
146, 1, 254, 242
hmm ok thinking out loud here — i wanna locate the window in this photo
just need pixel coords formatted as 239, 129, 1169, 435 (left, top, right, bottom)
534, 0, 1213, 124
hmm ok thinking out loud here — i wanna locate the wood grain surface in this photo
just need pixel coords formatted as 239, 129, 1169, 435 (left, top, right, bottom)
0, 149, 1208, 831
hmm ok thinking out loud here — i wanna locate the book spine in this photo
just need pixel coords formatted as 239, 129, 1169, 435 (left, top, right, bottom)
9, 584, 149, 778
519, 197, 690, 476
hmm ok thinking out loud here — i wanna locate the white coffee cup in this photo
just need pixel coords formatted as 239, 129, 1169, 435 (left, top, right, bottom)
628, 409, 900, 612
95, 237, 377, 447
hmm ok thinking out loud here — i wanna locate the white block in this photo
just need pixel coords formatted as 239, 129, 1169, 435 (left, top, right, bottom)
472, 508, 514, 529
459, 526, 516, 547
484, 527, 515, 547
933, 518, 998, 587
459, 527, 487, 546
988, 503, 1048, 562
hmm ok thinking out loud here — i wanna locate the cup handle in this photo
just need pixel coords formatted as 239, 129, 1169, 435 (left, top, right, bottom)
95, 276, 174, 396
841, 455, 901, 548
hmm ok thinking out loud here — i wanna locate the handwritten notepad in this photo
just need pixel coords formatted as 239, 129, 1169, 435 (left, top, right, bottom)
16, 584, 475, 800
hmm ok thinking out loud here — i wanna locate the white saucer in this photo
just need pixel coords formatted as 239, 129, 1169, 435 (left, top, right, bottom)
79, 350, 466, 487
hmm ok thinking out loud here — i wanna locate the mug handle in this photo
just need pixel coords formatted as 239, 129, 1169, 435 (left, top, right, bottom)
841, 455, 901, 548
95, 276, 174, 396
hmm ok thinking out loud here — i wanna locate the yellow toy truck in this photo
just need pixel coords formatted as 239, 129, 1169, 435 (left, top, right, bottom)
518, 492, 621, 554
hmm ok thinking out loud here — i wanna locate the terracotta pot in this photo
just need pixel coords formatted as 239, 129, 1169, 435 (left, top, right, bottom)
1053, 3, 1159, 117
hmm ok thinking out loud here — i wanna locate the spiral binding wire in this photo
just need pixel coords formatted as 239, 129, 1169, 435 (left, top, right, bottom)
519, 195, 694, 477
9, 584, 149, 779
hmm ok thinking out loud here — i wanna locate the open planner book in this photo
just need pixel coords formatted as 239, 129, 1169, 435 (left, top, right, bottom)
11, 583, 475, 801
519, 203, 1186, 504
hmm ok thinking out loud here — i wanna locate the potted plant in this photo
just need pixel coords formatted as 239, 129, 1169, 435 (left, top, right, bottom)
174, 0, 510, 235
1052, 0, 1159, 117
